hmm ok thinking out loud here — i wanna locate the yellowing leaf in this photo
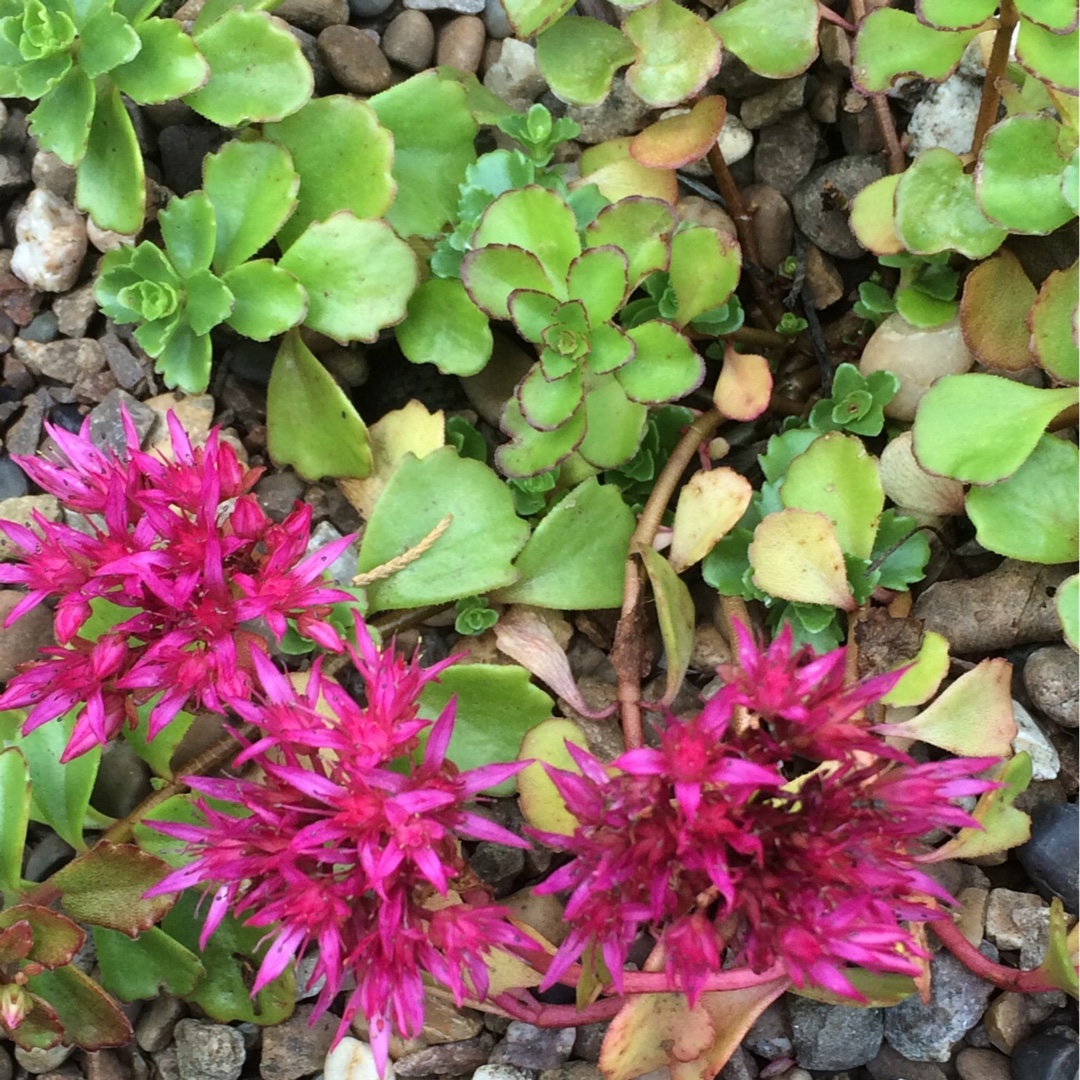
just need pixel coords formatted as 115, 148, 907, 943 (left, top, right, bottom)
881, 630, 950, 707
641, 546, 695, 707
517, 718, 590, 836
579, 138, 679, 204
713, 345, 772, 420
670, 468, 753, 574
630, 96, 727, 169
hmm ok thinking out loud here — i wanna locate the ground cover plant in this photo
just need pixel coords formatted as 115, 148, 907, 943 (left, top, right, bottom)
0, 0, 1077, 1078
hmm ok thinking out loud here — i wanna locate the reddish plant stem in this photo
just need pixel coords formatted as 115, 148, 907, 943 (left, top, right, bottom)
848, 0, 906, 174
818, 2, 855, 31
490, 991, 625, 1028
932, 914, 1062, 993
970, 0, 1019, 160
613, 409, 724, 750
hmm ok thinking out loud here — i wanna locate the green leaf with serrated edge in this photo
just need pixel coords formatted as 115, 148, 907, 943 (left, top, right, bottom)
881, 630, 949, 708
916, 0, 995, 29
566, 246, 628, 326
358, 447, 529, 610
895, 148, 1005, 259
122, 700, 194, 781
264, 96, 392, 252
111, 17, 209, 104
518, 365, 584, 431
266, 329, 371, 481
781, 436, 885, 560
1015, 19, 1079, 94
912, 374, 1079, 484
1015, 0, 1078, 32
517, 718, 588, 835
93, 925, 204, 1001
872, 509, 929, 591
496, 396, 587, 477
0, 747, 29, 894
1029, 262, 1079, 384
668, 226, 739, 327
578, 373, 648, 469
640, 546, 695, 707
162, 890, 295, 1025
144, 321, 210, 395
536, 17, 634, 107
793, 968, 917, 1007
587, 322, 635, 374
75, 81, 144, 233
202, 139, 298, 273
192, 0, 281, 34
617, 321, 703, 403
19, 708, 101, 850
624, 0, 721, 107
926, 753, 1032, 862
975, 116, 1075, 235
710, 0, 818, 78
852, 9, 981, 93
24, 965, 132, 1049
51, 842, 175, 934
158, 192, 215, 279
472, 186, 581, 287
221, 260, 306, 341
462, 245, 558, 321
493, 477, 634, 608
278, 214, 417, 343
416, 665, 552, 796
183, 268, 233, 336
502, 0, 574, 38
760, 428, 819, 484
77, 9, 139, 78
1058, 573, 1079, 651
186, 10, 311, 126
397, 277, 493, 377
27, 63, 93, 165
371, 71, 479, 239
967, 435, 1079, 564
115, 0, 169, 21
586, 198, 675, 290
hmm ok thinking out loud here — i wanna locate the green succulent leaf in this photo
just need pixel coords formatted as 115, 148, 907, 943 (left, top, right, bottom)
186, 9, 312, 126
517, 364, 585, 430
624, 0, 721, 107
641, 545, 695, 706
976, 115, 1076, 235
75, 80, 144, 233
501, 0, 574, 38
221, 260, 306, 340
668, 226, 740, 328
266, 329, 371, 481
1015, 18, 1079, 94
192, 0, 281, 34
152, 320, 212, 394
1028, 262, 1079, 384
158, 191, 216, 280
462, 245, 558, 321
278, 213, 418, 343
0, 747, 29, 894
111, 17, 209, 104
26, 63, 93, 165
871, 509, 930, 591
77, 8, 139, 78
1057, 573, 1079, 651
578, 373, 649, 468
617, 321, 703, 403
567, 246, 629, 327
497, 395, 587, 477
264, 96, 393, 252
710, 0, 818, 78
916, 0, 995, 29
203, 139, 298, 273
586, 197, 675, 289
967, 434, 1079, 564
397, 277, 492, 377
1063, 149, 1079, 215
94, 925, 205, 1001
24, 965, 132, 1049
535, 16, 635, 107
183, 268, 233, 336
1014, 0, 1078, 32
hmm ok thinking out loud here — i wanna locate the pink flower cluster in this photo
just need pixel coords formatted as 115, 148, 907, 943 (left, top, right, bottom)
0, 413, 355, 760
146, 621, 528, 1072
534, 623, 1000, 1004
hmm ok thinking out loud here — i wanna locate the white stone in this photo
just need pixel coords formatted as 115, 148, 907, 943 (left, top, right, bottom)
1011, 699, 1060, 781
907, 75, 983, 157
324, 1039, 393, 1080
405, 0, 484, 13
879, 430, 966, 516
307, 520, 360, 587
482, 39, 547, 110
11, 188, 88, 293
718, 113, 754, 165
86, 217, 138, 253
472, 1068, 535, 1080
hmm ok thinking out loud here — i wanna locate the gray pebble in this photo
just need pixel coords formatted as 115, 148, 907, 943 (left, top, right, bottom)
30, 150, 76, 202
0, 457, 28, 501
6, 390, 47, 455
740, 75, 807, 130
135, 996, 186, 1053
566, 77, 653, 145
173, 1019, 246, 1080
490, 1022, 575, 1071
1016, 802, 1079, 914
348, 0, 393, 14
100, 329, 147, 390
789, 996, 883, 1070
1024, 645, 1079, 729
20, 309, 59, 343
792, 155, 887, 259
744, 998, 792, 1060
405, 0, 485, 13
483, 0, 512, 38
256, 470, 306, 522
88, 389, 157, 453
753, 112, 821, 197
54, 281, 98, 338
274, 0, 349, 31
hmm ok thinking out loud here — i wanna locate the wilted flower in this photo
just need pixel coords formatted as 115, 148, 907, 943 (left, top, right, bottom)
0, 412, 355, 759
146, 616, 529, 1074
535, 623, 1000, 1004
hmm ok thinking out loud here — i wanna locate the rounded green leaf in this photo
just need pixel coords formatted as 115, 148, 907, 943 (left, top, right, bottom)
77, 9, 139, 78
508, 288, 563, 344
967, 435, 1079, 563
585, 197, 676, 289
94, 926, 204, 1002
853, 9, 979, 93
781, 432, 884, 559
710, 0, 819, 78
850, 173, 904, 256
1015, 19, 1079, 94
27, 63, 93, 165
578, 373, 648, 468
668, 225, 740, 327
110, 17, 209, 104
24, 966, 132, 1049
357, 446, 530, 609
975, 116, 1075, 234
617, 321, 703, 403
916, 0, 995, 29
517, 719, 589, 835
1056, 573, 1078, 650
960, 249, 1038, 372
463, 246, 558, 321
278, 213, 418, 343
1028, 262, 1079, 384
203, 139, 299, 273
183, 268, 233, 336
472, 186, 581, 287
158, 191, 215, 279
1063, 148, 1079, 215
264, 96, 393, 251
186, 9, 312, 126
566, 246, 628, 327
75, 81, 144, 233
517, 364, 584, 430
624, 0, 721, 107
895, 148, 1006, 259
536, 16, 635, 106
497, 395, 586, 477
912, 373, 1079, 484
267, 330, 371, 481
1015, 0, 1078, 32
494, 477, 633, 608
153, 320, 212, 394
588, 321, 635, 374
630, 96, 726, 170
502, 0, 574, 37
222, 260, 306, 340
397, 277, 493, 377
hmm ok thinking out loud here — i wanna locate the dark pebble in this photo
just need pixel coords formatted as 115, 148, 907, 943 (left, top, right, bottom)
225, 341, 276, 386
1011, 1030, 1079, 1080
1016, 802, 1079, 915
158, 125, 227, 196
48, 402, 85, 434
20, 310, 59, 343
0, 454, 28, 499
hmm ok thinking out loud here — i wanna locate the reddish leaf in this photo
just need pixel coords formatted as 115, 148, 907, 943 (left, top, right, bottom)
960, 249, 1037, 372
630, 96, 727, 169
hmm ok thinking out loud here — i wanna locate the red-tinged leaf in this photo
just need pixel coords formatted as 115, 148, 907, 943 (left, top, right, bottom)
5, 993, 64, 1052
0, 905, 84, 969
0, 919, 33, 965
713, 345, 772, 420
24, 965, 132, 1049
1028, 261, 1079, 385
960, 249, 1038, 372
630, 96, 726, 169
579, 138, 679, 205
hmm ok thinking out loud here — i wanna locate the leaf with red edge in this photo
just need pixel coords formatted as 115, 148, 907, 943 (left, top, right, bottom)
623, 0, 722, 107
960, 249, 1038, 372
50, 842, 176, 936
579, 139, 679, 205
0, 919, 33, 965
668, 225, 740, 327
1029, 261, 1079, 384
4, 994, 64, 1052
24, 965, 132, 1049
710, 0, 819, 78
630, 97, 726, 169
713, 345, 772, 420
0, 905, 84, 968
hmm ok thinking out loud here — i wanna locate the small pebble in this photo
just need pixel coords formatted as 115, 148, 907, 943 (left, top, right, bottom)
274, 0, 349, 32
173, 1019, 246, 1080
1016, 802, 1079, 914
791, 155, 886, 259
54, 282, 98, 338
324, 1038, 392, 1080
955, 1046, 1009, 1080
1024, 645, 1079, 729
383, 11, 436, 73
31, 150, 77, 202
319, 26, 394, 94
19, 309, 59, 343
347, 0, 393, 15
483, 0, 512, 38
1011, 699, 1061, 781
437, 15, 486, 73
490, 1021, 575, 1070
754, 112, 820, 197
1010, 1030, 1080, 1080
11, 189, 87, 293
405, 0, 485, 14
789, 997, 883, 1070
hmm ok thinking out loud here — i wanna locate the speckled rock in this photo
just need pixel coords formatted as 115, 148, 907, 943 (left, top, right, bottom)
31, 151, 76, 202
753, 112, 820, 196
383, 11, 436, 73
13, 337, 105, 384
54, 282, 98, 338
740, 76, 807, 130
275, 0, 348, 31
260, 1004, 338, 1080
745, 999, 793, 1060
173, 1020, 246, 1080
490, 1022, 575, 1070
393, 1033, 494, 1076
866, 1044, 947, 1080
405, 0, 484, 14
1024, 645, 1079, 729
0, 589, 53, 681
483, 0, 512, 38
791, 155, 886, 259
907, 74, 982, 157
319, 26, 394, 94
482, 40, 546, 111
14, 1046, 75, 1074
789, 997, 883, 1070
11, 189, 87, 293
1011, 1029, 1080, 1080
985, 888, 1047, 951
567, 77, 654, 144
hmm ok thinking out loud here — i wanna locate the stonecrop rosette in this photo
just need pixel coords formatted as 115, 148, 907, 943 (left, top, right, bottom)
146, 617, 529, 1073
533, 622, 1001, 1004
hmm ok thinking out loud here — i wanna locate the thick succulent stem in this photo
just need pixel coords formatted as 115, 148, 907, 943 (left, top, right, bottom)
970, 1, 1019, 160
932, 913, 1063, 993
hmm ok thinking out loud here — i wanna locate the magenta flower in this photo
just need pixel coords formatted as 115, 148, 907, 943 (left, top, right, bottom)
0, 412, 356, 759
535, 623, 1001, 1005
146, 616, 529, 1075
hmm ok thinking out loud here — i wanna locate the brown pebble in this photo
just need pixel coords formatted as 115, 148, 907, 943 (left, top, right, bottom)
318, 25, 393, 94
436, 15, 486, 74
743, 183, 793, 272
382, 11, 435, 73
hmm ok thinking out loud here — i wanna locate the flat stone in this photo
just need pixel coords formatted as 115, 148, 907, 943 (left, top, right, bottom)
173, 1020, 246, 1080
744, 184, 793, 272
571, 1022, 608, 1063
91, 738, 152, 818
740, 76, 807, 130
275, 0, 348, 31
347, 0, 393, 15
260, 1004, 338, 1080
135, 996, 186, 1053
319, 26, 394, 94
1016, 801, 1079, 914
13, 337, 105, 384
984, 991, 1036, 1054
0, 589, 54, 681
482, 40, 547, 111
1024, 645, 1079, 729
0, 495, 61, 561
392, 1033, 494, 1076
985, 888, 1047, 951
483, 0, 512, 38
0, 149, 30, 195
803, 242, 844, 308
53, 282, 98, 338
566, 77, 653, 144
157, 126, 226, 196
287, 24, 335, 95
490, 1021, 575, 1070
1011, 699, 1061, 781
539, 1065, 601, 1080
0, 455, 29, 500
744, 998, 792, 1060
14, 1046, 75, 1074
405, 0, 484, 14
789, 997, 882, 1070
255, 471, 306, 522
472, 1069, 535, 1080
100, 329, 147, 390
955, 1047, 1009, 1080
383, 11, 436, 72
144, 391, 215, 450
1011, 1030, 1080, 1080
753, 112, 820, 196
6, 391, 47, 456
791, 155, 886, 259
20, 310, 58, 342
866, 1044, 947, 1080
88, 389, 157, 454
437, 15, 486, 73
